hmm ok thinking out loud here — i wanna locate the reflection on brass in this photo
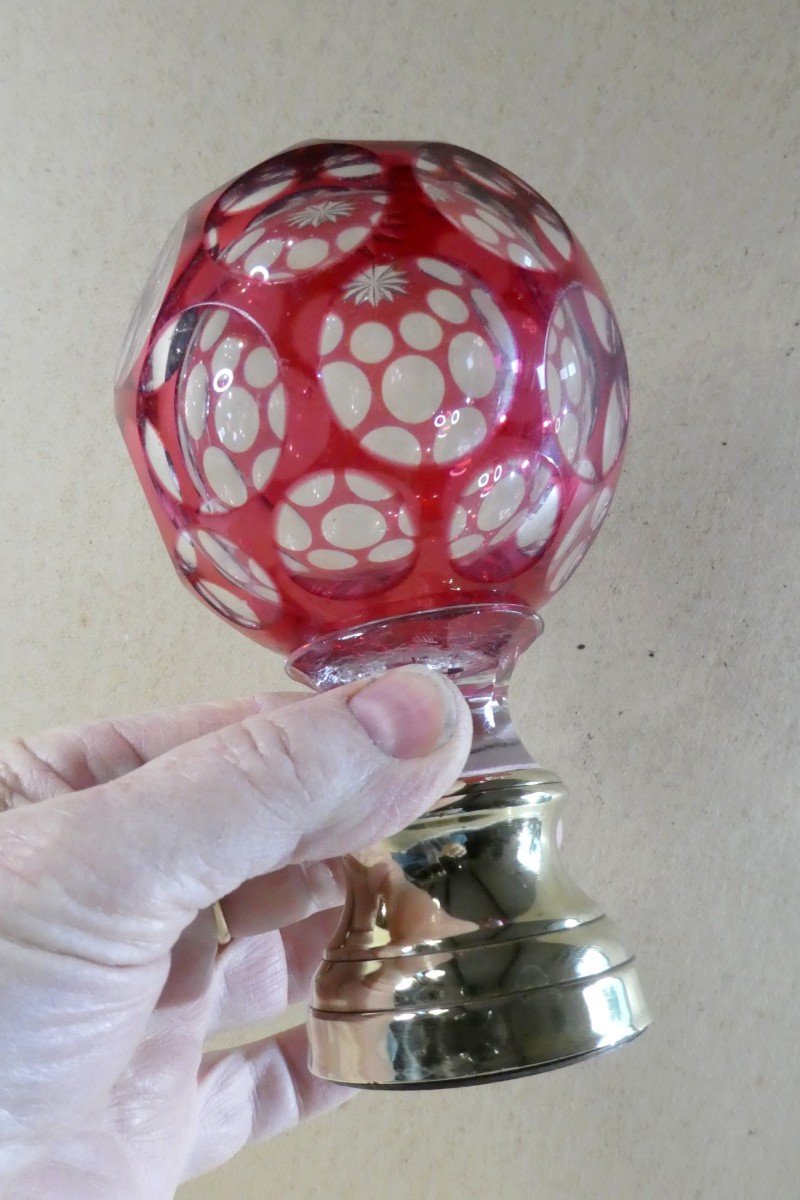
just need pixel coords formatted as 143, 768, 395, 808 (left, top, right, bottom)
212, 899, 232, 946
307, 770, 650, 1087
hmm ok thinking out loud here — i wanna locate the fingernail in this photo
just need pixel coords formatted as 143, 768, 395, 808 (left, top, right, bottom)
348, 667, 459, 759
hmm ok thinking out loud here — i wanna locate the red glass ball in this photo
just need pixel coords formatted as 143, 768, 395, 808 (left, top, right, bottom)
115, 141, 629, 656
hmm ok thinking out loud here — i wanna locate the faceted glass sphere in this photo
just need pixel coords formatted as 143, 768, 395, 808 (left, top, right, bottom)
115, 140, 629, 655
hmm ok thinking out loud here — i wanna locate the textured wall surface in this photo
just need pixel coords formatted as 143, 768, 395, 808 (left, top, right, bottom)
1, 3, 797, 1198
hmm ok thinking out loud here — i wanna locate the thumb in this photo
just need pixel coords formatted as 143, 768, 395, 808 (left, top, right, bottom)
0, 668, 471, 963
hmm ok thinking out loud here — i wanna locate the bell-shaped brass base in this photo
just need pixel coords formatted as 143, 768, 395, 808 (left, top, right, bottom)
308, 770, 650, 1088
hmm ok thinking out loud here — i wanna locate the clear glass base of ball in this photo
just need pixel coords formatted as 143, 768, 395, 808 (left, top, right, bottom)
286, 602, 543, 777
287, 604, 651, 1089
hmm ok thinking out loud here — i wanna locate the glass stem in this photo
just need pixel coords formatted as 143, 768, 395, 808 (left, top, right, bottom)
286, 602, 543, 779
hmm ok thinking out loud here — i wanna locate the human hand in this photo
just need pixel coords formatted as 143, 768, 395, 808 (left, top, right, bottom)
0, 668, 470, 1199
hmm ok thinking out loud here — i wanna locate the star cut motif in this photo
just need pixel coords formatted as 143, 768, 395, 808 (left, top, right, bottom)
343, 264, 408, 306
287, 199, 355, 229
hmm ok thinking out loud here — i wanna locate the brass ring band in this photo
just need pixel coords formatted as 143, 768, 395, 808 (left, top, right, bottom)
212, 900, 232, 946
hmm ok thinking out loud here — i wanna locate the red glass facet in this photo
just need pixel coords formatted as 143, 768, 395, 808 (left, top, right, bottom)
115, 141, 629, 657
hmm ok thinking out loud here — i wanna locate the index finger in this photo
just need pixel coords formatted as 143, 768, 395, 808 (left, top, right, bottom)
0, 691, 304, 807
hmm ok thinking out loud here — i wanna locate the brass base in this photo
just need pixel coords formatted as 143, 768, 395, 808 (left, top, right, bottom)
341, 1041, 643, 1091
308, 770, 650, 1088
309, 957, 648, 1088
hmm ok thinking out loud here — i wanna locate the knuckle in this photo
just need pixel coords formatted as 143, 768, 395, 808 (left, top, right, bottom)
0, 737, 66, 812
83, 720, 147, 782
213, 717, 314, 817
0, 753, 25, 814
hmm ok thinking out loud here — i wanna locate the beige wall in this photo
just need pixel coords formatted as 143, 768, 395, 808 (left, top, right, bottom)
1, 2, 798, 1197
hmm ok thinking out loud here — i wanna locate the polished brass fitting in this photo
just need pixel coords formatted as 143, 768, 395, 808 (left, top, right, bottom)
308, 768, 650, 1088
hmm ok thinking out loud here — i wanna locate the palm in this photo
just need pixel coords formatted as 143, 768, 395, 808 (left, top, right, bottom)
0, 670, 467, 1198
5, 905, 342, 1198
0, 699, 351, 1198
